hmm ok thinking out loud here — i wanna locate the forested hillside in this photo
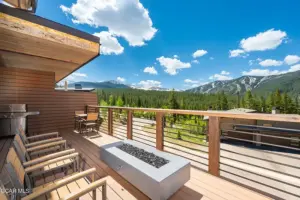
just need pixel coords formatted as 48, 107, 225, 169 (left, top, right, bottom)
187, 70, 300, 96
96, 88, 300, 114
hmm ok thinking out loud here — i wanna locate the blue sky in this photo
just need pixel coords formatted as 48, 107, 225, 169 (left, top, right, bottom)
28, 0, 300, 89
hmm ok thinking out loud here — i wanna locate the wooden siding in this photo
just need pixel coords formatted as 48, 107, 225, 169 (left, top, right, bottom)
0, 67, 97, 134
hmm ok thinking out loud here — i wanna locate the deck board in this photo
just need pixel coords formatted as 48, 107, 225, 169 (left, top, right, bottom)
59, 129, 272, 200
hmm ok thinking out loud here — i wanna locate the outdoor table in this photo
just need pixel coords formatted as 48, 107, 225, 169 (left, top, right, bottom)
75, 114, 87, 133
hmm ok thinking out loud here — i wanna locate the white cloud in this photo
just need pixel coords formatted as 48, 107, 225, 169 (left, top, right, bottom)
242, 64, 300, 76
58, 72, 87, 85
173, 55, 179, 58
221, 71, 230, 75
138, 80, 161, 89
284, 55, 300, 65
229, 49, 247, 58
60, 0, 157, 46
184, 79, 208, 88
184, 79, 198, 84
72, 72, 87, 77
242, 69, 281, 76
249, 58, 263, 66
209, 71, 232, 81
230, 29, 287, 58
143, 66, 158, 75
288, 64, 300, 72
156, 56, 191, 75
116, 77, 126, 82
240, 29, 287, 52
259, 59, 283, 67
192, 50, 207, 58
191, 60, 199, 64
94, 31, 124, 55
248, 60, 254, 66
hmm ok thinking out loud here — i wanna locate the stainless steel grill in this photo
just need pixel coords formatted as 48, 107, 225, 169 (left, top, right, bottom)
0, 104, 39, 137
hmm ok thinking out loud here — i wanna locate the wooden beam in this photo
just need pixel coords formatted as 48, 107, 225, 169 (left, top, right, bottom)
208, 117, 220, 176
0, 13, 99, 54
88, 106, 300, 123
156, 112, 164, 151
127, 110, 133, 140
108, 108, 113, 136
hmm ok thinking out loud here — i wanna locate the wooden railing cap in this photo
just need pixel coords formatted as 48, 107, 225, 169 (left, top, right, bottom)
88, 105, 300, 123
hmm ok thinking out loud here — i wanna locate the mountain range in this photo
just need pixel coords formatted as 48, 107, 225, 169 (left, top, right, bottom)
68, 81, 130, 89
186, 70, 300, 96
67, 70, 300, 96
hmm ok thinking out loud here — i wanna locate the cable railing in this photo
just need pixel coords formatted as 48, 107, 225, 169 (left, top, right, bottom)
87, 105, 300, 199
219, 121, 300, 200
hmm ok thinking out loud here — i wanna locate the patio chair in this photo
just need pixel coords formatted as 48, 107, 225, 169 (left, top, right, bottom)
74, 110, 85, 131
13, 134, 67, 161
18, 126, 62, 148
82, 113, 98, 134
5, 148, 106, 200
13, 135, 79, 178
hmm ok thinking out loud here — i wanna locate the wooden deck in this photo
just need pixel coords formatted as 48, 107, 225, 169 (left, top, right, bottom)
59, 129, 272, 200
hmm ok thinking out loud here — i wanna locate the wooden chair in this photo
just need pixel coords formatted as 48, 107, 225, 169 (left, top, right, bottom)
82, 113, 98, 134
13, 134, 67, 161
5, 148, 106, 200
75, 110, 85, 131
13, 135, 79, 179
18, 126, 62, 148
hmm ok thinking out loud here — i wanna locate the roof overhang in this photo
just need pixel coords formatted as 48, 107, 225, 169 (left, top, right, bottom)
0, 4, 100, 83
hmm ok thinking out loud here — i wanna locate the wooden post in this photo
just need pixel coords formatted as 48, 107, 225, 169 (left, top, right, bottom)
208, 116, 220, 176
108, 108, 113, 135
156, 112, 164, 151
127, 110, 133, 139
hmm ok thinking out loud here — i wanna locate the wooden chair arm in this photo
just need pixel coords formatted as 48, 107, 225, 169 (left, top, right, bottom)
26, 140, 66, 152
62, 179, 107, 200
26, 132, 59, 140
21, 168, 96, 200
23, 149, 76, 167
24, 153, 79, 173
25, 137, 63, 148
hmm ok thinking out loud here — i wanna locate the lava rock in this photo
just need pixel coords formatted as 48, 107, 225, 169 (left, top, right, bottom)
117, 143, 169, 168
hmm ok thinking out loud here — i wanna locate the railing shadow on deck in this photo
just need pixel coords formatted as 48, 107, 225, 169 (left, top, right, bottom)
86, 105, 300, 200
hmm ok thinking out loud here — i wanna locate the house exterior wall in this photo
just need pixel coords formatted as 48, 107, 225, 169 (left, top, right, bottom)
0, 67, 97, 134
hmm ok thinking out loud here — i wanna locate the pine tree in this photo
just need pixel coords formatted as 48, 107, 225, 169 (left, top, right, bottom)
168, 89, 179, 124
282, 93, 289, 114
220, 91, 228, 110
237, 92, 241, 108
168, 89, 179, 109
121, 93, 126, 105
108, 95, 115, 106
295, 96, 299, 114
244, 90, 254, 109
137, 96, 142, 107
266, 93, 275, 113
274, 89, 282, 111
259, 96, 266, 113
216, 93, 221, 110
116, 96, 124, 107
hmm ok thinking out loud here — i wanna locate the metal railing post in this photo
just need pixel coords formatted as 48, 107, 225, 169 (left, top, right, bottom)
208, 116, 220, 176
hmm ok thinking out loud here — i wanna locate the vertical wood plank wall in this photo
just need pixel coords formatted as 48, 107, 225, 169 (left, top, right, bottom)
0, 67, 97, 134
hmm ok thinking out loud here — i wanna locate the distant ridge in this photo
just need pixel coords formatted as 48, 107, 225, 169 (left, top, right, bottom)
186, 70, 300, 96
68, 81, 130, 89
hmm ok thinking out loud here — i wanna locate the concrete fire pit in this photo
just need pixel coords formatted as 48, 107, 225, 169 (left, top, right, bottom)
100, 140, 190, 200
